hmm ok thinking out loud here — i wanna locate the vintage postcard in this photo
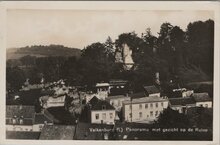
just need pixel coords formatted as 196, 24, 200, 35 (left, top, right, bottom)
0, 1, 219, 145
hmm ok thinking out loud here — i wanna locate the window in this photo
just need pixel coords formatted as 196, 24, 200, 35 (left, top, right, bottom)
161, 102, 164, 107
109, 113, 113, 119
102, 113, 106, 120
205, 104, 208, 108
95, 114, 99, 120
139, 112, 142, 118
155, 111, 158, 116
139, 104, 142, 109
102, 105, 106, 110
150, 111, 153, 117
150, 103, 153, 108
145, 104, 148, 109
155, 103, 158, 108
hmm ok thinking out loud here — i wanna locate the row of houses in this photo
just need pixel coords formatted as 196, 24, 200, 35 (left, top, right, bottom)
84, 83, 212, 125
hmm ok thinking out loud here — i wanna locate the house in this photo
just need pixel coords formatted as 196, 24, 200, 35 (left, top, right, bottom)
88, 96, 116, 125
191, 93, 212, 108
122, 96, 169, 123
169, 97, 196, 113
6, 105, 53, 132
39, 125, 75, 140
169, 92, 212, 114
143, 85, 160, 97
106, 95, 131, 112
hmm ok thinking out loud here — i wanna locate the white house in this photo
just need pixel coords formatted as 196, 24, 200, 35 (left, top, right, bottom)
88, 96, 116, 125
6, 105, 53, 132
122, 96, 169, 123
192, 93, 212, 108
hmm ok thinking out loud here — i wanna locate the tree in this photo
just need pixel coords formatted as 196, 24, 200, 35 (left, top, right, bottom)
6, 67, 26, 91
155, 107, 190, 127
80, 42, 115, 86
185, 19, 214, 78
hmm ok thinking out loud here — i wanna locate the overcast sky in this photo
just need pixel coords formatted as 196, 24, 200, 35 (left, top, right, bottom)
7, 10, 213, 49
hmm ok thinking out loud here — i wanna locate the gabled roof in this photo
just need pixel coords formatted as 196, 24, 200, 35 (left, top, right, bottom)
39, 125, 75, 140
88, 96, 99, 105
89, 96, 115, 111
143, 85, 160, 94
169, 97, 195, 106
192, 93, 212, 102
34, 113, 53, 124
6, 105, 35, 118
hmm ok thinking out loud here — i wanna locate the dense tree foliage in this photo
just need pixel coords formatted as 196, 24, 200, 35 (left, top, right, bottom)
6, 19, 214, 92
155, 107, 190, 127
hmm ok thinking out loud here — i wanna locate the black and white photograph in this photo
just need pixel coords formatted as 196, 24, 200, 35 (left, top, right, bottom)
0, 1, 219, 144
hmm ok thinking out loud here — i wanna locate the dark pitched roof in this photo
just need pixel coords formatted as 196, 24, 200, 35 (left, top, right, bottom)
88, 96, 115, 111
192, 93, 212, 102
143, 85, 160, 94
91, 100, 115, 111
169, 97, 196, 106
88, 96, 99, 105
6, 131, 40, 140
6, 105, 35, 118
128, 92, 146, 99
39, 125, 75, 140
34, 113, 53, 124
